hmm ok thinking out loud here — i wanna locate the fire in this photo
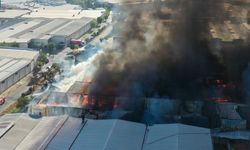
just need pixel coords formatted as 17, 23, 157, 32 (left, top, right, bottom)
82, 95, 89, 107
211, 97, 229, 103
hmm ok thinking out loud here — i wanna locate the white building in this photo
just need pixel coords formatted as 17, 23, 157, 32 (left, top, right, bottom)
0, 113, 213, 150
0, 18, 92, 48
0, 48, 39, 94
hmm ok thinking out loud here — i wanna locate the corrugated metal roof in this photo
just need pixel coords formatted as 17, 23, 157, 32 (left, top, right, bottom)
45, 117, 83, 150
54, 18, 92, 36
0, 58, 30, 82
0, 48, 39, 60
0, 114, 213, 150
0, 114, 40, 150
144, 124, 213, 150
4, 59, 30, 73
16, 116, 68, 150
0, 59, 19, 71
19, 19, 68, 39
0, 122, 14, 138
0, 71, 12, 82
0, 19, 43, 39
71, 119, 146, 150
0, 58, 12, 68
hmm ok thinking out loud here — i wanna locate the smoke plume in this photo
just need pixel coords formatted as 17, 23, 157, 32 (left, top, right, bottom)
90, 0, 250, 101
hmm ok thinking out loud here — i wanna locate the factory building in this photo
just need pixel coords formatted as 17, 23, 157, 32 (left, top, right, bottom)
36, 0, 66, 6
0, 18, 92, 49
0, 48, 39, 94
0, 113, 213, 150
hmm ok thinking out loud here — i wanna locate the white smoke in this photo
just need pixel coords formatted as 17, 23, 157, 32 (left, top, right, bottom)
55, 50, 104, 92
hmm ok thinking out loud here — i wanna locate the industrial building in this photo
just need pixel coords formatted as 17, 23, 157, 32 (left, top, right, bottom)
0, 17, 92, 48
22, 7, 104, 19
0, 48, 39, 94
0, 113, 213, 150
36, 0, 66, 6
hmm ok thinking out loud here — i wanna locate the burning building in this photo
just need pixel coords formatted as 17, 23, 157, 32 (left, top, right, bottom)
31, 0, 250, 124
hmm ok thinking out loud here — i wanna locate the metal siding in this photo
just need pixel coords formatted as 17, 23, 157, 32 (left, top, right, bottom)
19, 67, 26, 79
0, 71, 11, 82
13, 72, 19, 83
0, 59, 31, 94
6, 75, 14, 89
0, 82, 5, 93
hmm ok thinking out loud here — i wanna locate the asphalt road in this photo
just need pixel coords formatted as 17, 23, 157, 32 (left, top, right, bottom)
0, 75, 32, 114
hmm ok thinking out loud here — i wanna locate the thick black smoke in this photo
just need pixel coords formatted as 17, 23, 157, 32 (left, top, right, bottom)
90, 0, 250, 101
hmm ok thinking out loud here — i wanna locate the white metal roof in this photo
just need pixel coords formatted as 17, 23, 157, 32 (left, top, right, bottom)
71, 119, 146, 150
16, 116, 68, 150
0, 59, 19, 71
45, 117, 83, 150
0, 58, 12, 68
144, 124, 213, 150
0, 114, 213, 150
0, 71, 12, 82
0, 9, 29, 19
54, 18, 92, 37
0, 48, 39, 60
4, 59, 30, 73
23, 8, 104, 19
0, 19, 43, 39
0, 114, 39, 150
0, 122, 14, 138
0, 17, 93, 43
0, 59, 30, 82
19, 19, 68, 39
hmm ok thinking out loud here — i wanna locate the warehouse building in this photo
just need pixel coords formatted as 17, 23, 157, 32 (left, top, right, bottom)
0, 113, 213, 150
0, 48, 39, 94
0, 17, 92, 49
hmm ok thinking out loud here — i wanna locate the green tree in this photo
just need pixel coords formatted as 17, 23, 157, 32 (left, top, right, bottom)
16, 96, 29, 108
103, 9, 110, 20
90, 20, 97, 28
48, 43, 55, 52
39, 43, 45, 50
97, 17, 103, 24
70, 44, 76, 50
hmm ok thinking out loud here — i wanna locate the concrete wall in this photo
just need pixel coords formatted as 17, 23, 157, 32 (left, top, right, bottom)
70, 22, 91, 39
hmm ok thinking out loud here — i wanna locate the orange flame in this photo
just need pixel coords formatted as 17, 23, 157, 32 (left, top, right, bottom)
82, 95, 89, 107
